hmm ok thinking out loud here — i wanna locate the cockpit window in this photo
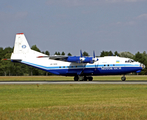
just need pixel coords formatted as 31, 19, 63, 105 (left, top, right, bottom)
125, 59, 135, 63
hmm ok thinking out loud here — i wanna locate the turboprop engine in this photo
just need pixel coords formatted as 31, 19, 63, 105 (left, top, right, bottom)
66, 51, 98, 63
66, 56, 93, 63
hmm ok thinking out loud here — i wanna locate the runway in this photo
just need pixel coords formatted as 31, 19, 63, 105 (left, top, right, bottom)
0, 80, 147, 85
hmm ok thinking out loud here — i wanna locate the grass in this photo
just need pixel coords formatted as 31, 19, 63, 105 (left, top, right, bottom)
0, 75, 147, 81
0, 84, 147, 119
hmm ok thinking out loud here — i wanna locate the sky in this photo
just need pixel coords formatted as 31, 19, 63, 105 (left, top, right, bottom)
0, 0, 147, 56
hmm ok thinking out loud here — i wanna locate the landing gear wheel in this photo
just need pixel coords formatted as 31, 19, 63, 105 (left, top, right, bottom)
88, 77, 93, 81
74, 76, 79, 81
121, 76, 126, 81
84, 76, 87, 81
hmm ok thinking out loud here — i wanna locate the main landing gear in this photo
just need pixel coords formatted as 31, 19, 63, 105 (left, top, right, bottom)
74, 76, 93, 81
121, 75, 126, 81
74, 75, 126, 81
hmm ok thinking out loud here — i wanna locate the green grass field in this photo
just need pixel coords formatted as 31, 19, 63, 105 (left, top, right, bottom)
0, 75, 147, 81
0, 76, 147, 119
0, 84, 147, 119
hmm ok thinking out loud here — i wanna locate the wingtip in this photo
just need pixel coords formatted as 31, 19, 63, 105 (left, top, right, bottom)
37, 56, 43, 58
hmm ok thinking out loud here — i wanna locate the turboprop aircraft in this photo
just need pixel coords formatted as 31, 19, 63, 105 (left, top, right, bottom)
10, 33, 145, 81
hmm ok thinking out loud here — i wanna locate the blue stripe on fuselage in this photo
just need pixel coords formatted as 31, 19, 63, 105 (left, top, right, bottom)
20, 61, 142, 75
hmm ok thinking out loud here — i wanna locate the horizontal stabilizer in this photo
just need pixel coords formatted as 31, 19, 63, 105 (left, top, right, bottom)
11, 59, 22, 61
3, 59, 22, 62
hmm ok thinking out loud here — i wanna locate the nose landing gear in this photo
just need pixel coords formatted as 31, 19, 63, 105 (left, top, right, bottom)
121, 75, 126, 81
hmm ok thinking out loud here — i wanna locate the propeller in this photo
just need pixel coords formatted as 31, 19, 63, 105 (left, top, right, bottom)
80, 50, 83, 57
93, 51, 95, 58
80, 50, 85, 62
92, 51, 98, 62
80, 50, 98, 63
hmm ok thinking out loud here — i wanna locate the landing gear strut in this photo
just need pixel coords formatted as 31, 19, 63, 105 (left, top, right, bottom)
121, 75, 126, 81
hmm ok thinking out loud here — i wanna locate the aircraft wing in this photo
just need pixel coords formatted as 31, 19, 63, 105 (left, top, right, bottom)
37, 55, 97, 63
37, 51, 98, 63
49, 55, 68, 60
37, 55, 68, 60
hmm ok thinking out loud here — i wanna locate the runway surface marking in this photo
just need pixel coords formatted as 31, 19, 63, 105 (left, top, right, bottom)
0, 81, 147, 85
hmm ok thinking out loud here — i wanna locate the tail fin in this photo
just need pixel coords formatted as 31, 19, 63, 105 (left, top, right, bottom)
13, 33, 31, 54
11, 33, 46, 60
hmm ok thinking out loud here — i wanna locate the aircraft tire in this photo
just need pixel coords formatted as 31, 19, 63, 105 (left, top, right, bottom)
121, 77, 126, 81
88, 77, 93, 81
74, 76, 79, 81
83, 76, 87, 81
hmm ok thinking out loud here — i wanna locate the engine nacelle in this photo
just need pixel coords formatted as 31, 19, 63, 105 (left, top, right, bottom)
82, 57, 99, 63
92, 58, 99, 62
67, 56, 81, 63
67, 56, 98, 63
81, 57, 93, 63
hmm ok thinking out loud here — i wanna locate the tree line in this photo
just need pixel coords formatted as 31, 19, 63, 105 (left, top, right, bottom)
0, 45, 147, 76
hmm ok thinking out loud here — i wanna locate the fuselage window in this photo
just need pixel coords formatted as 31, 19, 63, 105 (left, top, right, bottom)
113, 64, 115, 66
59, 66, 61, 68
63, 66, 65, 68
104, 65, 106, 66
108, 64, 109, 66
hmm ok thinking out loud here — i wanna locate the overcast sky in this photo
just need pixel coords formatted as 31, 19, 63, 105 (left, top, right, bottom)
0, 0, 147, 56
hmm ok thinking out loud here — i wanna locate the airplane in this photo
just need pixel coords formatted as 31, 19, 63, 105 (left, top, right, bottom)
10, 33, 145, 81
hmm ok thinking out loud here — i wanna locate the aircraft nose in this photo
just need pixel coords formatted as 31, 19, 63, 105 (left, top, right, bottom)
140, 64, 145, 69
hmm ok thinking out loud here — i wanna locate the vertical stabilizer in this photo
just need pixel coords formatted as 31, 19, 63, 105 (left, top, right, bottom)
13, 33, 31, 54
11, 33, 46, 60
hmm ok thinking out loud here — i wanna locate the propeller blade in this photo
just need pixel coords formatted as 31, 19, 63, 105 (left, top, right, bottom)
93, 51, 95, 58
80, 50, 83, 57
